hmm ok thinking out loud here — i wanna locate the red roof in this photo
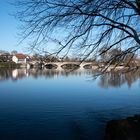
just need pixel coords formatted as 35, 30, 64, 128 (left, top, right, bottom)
15, 53, 26, 59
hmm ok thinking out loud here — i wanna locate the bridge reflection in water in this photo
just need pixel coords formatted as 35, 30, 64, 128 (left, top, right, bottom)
0, 67, 140, 88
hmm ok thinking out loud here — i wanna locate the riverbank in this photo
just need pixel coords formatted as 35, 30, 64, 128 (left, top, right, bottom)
0, 62, 21, 68
0, 61, 140, 72
104, 115, 140, 140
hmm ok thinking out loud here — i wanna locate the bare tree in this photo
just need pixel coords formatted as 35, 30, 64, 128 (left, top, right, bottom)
15, 0, 140, 64
11, 50, 18, 55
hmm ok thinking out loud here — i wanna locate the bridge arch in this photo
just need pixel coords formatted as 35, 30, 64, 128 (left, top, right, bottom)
61, 63, 80, 70
45, 64, 58, 69
83, 64, 93, 69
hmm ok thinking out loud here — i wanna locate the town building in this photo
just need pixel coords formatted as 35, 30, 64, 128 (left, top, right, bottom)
12, 53, 27, 64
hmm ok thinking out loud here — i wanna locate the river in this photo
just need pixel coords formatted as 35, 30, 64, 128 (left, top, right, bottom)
0, 68, 140, 140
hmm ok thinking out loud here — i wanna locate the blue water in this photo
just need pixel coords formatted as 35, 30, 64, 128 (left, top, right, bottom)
0, 69, 140, 140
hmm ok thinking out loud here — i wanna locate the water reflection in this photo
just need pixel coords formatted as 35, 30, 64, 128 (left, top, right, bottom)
0, 68, 95, 81
98, 70, 140, 88
0, 68, 140, 88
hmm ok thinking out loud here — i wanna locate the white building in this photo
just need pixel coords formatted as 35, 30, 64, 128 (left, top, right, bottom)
12, 53, 27, 64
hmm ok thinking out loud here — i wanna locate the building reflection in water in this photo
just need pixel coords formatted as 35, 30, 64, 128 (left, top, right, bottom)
0, 68, 140, 88
12, 69, 28, 80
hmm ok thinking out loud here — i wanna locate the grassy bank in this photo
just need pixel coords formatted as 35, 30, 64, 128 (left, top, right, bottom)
0, 62, 21, 68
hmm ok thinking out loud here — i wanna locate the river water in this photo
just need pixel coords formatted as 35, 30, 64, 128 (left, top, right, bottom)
0, 68, 140, 140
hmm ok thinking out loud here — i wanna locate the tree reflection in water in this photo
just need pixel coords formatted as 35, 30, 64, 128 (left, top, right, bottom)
98, 70, 140, 88
0, 68, 140, 88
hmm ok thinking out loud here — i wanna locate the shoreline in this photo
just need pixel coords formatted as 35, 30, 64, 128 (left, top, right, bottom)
0, 62, 21, 68
104, 115, 140, 140
0, 62, 139, 72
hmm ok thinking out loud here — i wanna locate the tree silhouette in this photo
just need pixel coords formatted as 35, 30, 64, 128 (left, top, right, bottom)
15, 0, 140, 63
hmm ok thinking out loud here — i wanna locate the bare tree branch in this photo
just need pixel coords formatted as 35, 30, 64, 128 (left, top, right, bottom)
14, 0, 140, 64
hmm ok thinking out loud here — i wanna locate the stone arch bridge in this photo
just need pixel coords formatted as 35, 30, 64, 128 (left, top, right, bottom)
28, 61, 98, 70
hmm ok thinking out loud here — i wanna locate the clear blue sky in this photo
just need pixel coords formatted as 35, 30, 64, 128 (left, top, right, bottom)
0, 0, 25, 53
0, 0, 61, 55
